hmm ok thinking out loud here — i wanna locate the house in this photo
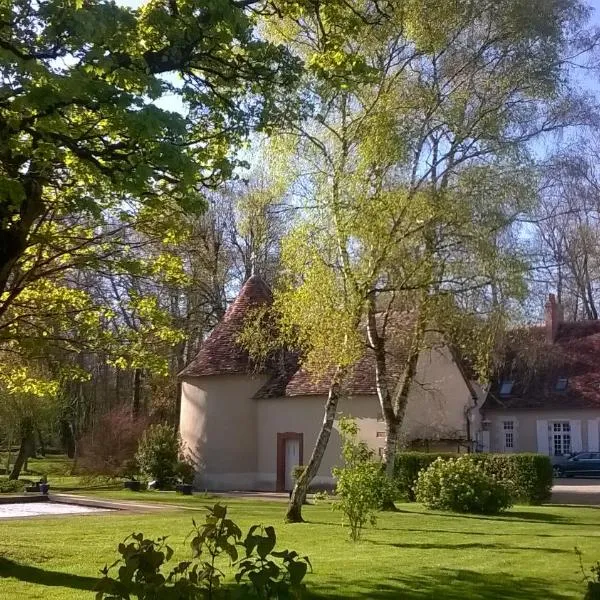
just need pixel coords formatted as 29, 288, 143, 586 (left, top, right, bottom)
178, 275, 483, 491
481, 294, 600, 456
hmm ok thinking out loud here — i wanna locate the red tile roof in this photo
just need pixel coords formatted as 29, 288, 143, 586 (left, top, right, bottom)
483, 320, 600, 410
178, 275, 273, 377
180, 277, 423, 398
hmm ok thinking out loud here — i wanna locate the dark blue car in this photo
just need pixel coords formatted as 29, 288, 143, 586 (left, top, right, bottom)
552, 452, 600, 478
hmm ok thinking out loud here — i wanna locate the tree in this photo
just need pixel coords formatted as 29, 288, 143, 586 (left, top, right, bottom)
257, 0, 594, 521
0, 0, 300, 395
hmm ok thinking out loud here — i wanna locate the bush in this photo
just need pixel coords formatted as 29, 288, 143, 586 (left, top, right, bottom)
415, 456, 513, 514
96, 503, 312, 599
174, 460, 196, 485
0, 478, 25, 493
394, 452, 458, 501
395, 452, 553, 505
78, 406, 149, 476
468, 453, 553, 505
292, 465, 306, 483
332, 418, 394, 541
135, 423, 181, 488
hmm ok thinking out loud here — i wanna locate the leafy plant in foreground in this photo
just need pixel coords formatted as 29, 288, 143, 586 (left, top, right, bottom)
332, 417, 394, 541
95, 503, 311, 599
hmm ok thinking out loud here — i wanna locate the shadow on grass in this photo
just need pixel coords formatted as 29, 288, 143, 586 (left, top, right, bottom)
310, 568, 572, 599
405, 509, 573, 525
0, 557, 97, 591
366, 539, 572, 553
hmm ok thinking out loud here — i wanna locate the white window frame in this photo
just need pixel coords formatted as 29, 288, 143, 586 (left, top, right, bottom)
549, 421, 571, 456
502, 419, 516, 452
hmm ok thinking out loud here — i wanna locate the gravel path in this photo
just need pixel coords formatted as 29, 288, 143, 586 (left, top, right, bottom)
0, 502, 112, 519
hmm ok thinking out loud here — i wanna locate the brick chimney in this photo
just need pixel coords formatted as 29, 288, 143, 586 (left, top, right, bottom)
545, 293, 563, 343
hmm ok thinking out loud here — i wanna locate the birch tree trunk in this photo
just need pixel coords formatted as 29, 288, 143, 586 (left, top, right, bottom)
285, 365, 346, 523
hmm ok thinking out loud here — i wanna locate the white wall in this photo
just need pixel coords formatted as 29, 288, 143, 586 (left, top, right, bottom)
179, 374, 267, 490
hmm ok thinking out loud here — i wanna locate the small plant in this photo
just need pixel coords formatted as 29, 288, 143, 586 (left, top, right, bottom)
120, 458, 139, 481
415, 456, 513, 515
0, 478, 25, 493
175, 460, 196, 485
332, 417, 392, 541
576, 548, 600, 599
96, 503, 312, 599
236, 524, 312, 598
135, 423, 181, 488
291, 465, 306, 483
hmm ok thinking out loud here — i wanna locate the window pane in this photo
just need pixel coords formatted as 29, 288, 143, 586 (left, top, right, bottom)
503, 421, 514, 430
500, 381, 514, 396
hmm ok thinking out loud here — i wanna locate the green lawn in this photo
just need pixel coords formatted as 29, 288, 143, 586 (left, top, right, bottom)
0, 496, 599, 599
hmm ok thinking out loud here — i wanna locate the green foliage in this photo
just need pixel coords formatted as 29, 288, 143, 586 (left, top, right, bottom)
291, 465, 306, 482
415, 456, 513, 515
395, 452, 553, 505
96, 503, 311, 599
119, 458, 140, 482
135, 424, 181, 488
468, 453, 553, 505
236, 524, 312, 598
174, 461, 196, 486
0, 478, 25, 493
394, 452, 459, 501
332, 417, 394, 541
576, 548, 600, 600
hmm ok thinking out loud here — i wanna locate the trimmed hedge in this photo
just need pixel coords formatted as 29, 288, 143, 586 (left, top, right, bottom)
394, 452, 553, 505
394, 452, 458, 501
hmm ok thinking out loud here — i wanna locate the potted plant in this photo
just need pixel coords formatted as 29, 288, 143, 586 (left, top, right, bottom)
121, 458, 141, 492
174, 461, 195, 495
39, 474, 50, 495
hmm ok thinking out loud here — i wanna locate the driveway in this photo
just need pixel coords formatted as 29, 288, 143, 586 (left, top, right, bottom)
551, 478, 600, 505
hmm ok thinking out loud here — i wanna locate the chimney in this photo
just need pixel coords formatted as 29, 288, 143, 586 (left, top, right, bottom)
545, 293, 563, 343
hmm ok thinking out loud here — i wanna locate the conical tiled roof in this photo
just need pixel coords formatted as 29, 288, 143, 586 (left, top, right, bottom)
179, 275, 273, 378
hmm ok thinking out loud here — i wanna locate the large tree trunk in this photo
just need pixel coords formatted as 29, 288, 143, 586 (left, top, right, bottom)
285, 366, 346, 523
366, 294, 426, 509
9, 419, 35, 480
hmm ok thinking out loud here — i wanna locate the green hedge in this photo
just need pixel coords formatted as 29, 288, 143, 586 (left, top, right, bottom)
0, 478, 26, 493
394, 452, 553, 505
394, 452, 458, 501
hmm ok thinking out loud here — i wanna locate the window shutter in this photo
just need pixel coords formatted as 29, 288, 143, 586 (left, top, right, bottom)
536, 420, 549, 455
588, 419, 600, 452
571, 420, 583, 452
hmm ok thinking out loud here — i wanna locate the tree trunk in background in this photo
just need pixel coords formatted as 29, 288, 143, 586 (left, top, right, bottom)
132, 368, 142, 418
9, 418, 35, 480
5, 431, 12, 473
286, 366, 346, 523
36, 427, 46, 457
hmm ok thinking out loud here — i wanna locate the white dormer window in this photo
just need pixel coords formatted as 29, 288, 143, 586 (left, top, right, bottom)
499, 381, 514, 396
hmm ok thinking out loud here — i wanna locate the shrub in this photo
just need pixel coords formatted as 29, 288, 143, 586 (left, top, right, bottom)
0, 478, 25, 493
119, 458, 139, 481
135, 423, 181, 488
96, 503, 311, 600
174, 460, 196, 485
78, 406, 149, 476
333, 417, 393, 541
415, 456, 513, 514
394, 452, 458, 501
395, 452, 553, 505
292, 465, 306, 483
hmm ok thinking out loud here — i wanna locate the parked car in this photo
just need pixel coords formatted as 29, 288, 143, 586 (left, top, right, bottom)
552, 452, 600, 477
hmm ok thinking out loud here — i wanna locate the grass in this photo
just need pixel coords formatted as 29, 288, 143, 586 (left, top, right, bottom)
0, 454, 598, 598
0, 497, 599, 599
